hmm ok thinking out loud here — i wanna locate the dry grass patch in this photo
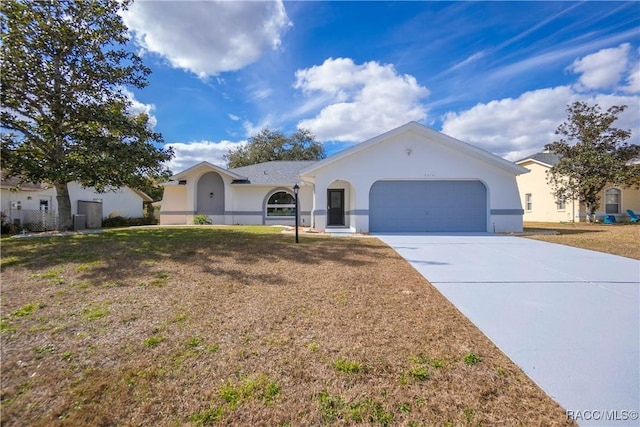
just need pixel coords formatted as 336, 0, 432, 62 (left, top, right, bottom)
1, 226, 574, 426
522, 222, 639, 260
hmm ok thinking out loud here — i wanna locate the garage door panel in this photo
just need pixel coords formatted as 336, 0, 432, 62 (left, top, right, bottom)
369, 180, 486, 232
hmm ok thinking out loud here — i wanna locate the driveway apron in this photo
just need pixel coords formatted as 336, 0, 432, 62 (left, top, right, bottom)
376, 233, 640, 427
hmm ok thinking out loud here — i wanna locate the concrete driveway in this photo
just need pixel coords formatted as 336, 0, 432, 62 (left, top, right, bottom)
376, 233, 640, 427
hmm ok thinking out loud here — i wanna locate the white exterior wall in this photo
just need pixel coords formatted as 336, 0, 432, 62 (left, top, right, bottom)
228, 185, 312, 227
0, 182, 144, 229
160, 164, 234, 225
228, 185, 266, 225
67, 183, 146, 218
159, 185, 189, 225
304, 130, 524, 233
2, 184, 145, 220
159, 164, 313, 226
1, 187, 55, 212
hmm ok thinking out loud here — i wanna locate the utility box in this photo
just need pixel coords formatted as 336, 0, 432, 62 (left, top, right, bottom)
77, 200, 103, 229
73, 214, 86, 231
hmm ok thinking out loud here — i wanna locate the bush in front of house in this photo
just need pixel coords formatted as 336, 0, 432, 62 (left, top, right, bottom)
193, 214, 211, 225
102, 216, 158, 228
1, 212, 22, 236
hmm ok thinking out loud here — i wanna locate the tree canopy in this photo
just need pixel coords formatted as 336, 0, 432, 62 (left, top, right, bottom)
224, 128, 326, 168
1, 0, 173, 229
544, 101, 640, 221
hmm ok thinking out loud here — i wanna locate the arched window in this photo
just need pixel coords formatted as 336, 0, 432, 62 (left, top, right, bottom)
605, 188, 621, 214
266, 191, 295, 217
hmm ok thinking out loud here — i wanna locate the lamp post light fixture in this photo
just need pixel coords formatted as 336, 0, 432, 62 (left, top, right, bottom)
293, 183, 299, 243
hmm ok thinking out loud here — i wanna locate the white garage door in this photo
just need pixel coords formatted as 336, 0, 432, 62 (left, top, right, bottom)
369, 180, 487, 232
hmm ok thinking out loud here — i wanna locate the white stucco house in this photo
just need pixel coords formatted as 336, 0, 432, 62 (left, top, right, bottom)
1, 174, 152, 230
161, 122, 528, 233
516, 152, 640, 223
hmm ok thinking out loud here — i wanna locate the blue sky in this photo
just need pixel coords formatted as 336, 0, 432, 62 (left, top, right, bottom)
119, 1, 640, 172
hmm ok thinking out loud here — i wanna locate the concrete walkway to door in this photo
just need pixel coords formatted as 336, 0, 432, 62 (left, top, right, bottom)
376, 233, 640, 427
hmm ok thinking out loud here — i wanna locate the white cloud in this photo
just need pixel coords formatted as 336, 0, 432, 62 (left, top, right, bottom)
294, 58, 430, 142
122, 88, 157, 129
570, 43, 631, 91
121, 1, 291, 78
442, 86, 576, 160
442, 45, 640, 161
165, 140, 246, 172
620, 50, 640, 94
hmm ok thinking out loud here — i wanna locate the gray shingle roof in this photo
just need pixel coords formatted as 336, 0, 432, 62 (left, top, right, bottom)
0, 171, 48, 191
229, 161, 318, 185
516, 152, 561, 166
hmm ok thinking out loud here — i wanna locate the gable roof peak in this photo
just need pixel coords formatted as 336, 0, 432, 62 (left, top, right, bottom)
301, 121, 528, 176
516, 151, 561, 166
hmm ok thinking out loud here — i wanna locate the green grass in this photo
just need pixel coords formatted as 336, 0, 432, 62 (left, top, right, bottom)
317, 391, 395, 425
216, 374, 280, 410
10, 303, 44, 317
463, 352, 482, 366
0, 256, 19, 270
144, 336, 165, 347
82, 304, 109, 322
333, 356, 363, 374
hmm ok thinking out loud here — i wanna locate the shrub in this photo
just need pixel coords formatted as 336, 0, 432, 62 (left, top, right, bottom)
193, 214, 211, 225
102, 216, 157, 228
1, 212, 21, 235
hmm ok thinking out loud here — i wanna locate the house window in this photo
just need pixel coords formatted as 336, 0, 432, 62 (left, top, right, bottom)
525, 193, 532, 211
266, 191, 295, 217
605, 188, 620, 214
39, 199, 49, 211
556, 197, 566, 211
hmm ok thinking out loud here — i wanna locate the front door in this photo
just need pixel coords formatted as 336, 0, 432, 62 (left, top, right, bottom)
327, 189, 345, 226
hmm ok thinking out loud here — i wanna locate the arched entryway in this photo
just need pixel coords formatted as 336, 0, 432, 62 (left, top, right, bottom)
197, 172, 225, 217
326, 179, 355, 229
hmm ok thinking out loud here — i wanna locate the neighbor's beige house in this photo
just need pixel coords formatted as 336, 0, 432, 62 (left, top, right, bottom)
516, 152, 640, 222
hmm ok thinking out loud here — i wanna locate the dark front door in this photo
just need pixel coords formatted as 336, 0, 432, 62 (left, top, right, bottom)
327, 189, 345, 226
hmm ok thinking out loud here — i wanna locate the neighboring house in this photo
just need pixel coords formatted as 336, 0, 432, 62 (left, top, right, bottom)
161, 121, 528, 233
515, 152, 640, 222
1, 173, 152, 230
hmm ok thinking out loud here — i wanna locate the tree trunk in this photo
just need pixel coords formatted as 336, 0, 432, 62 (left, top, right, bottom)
55, 182, 73, 231
586, 204, 597, 223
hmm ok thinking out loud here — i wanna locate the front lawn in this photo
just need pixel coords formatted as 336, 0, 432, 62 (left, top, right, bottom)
1, 227, 573, 426
523, 222, 640, 260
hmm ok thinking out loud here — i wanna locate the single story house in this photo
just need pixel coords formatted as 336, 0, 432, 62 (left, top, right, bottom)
515, 152, 640, 222
161, 121, 528, 233
1, 174, 152, 230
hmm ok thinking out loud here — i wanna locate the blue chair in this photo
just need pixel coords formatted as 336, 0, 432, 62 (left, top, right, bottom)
627, 209, 639, 223
604, 215, 616, 224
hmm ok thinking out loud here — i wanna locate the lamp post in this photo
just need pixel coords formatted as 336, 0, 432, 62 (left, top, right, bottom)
293, 184, 299, 243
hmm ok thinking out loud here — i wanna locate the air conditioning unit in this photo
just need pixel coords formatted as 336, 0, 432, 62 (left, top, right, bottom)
73, 214, 86, 231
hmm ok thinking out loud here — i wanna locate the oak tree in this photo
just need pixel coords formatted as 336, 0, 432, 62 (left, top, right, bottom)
224, 128, 325, 168
1, 0, 173, 230
544, 102, 639, 222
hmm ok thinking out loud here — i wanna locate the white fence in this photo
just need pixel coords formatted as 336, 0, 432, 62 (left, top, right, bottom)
5, 209, 57, 231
